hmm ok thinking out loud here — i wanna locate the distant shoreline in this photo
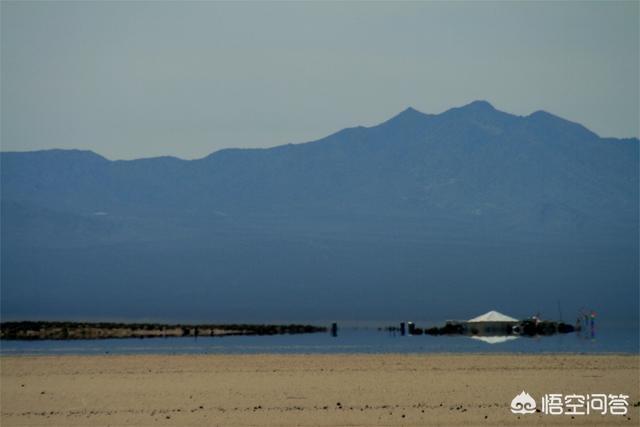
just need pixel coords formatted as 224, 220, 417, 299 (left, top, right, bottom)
0, 321, 327, 340
2, 352, 639, 358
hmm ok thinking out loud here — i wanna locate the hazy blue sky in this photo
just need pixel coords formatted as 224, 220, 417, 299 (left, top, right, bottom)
2, 1, 638, 160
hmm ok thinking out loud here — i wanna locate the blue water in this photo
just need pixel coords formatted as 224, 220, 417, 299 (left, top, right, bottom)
1, 322, 637, 356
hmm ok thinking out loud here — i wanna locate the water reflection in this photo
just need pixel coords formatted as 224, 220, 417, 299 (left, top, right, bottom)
0, 321, 636, 356
469, 335, 520, 345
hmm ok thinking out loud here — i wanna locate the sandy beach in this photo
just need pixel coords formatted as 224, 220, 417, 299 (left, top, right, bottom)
1, 354, 638, 426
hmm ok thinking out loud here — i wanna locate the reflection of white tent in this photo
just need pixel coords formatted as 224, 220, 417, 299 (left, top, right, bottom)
470, 335, 519, 344
468, 310, 518, 323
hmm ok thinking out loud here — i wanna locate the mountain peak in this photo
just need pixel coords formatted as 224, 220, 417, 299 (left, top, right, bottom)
441, 100, 502, 118
528, 109, 558, 120
462, 100, 496, 111
395, 106, 427, 118
382, 106, 430, 126
526, 109, 599, 139
402, 106, 420, 114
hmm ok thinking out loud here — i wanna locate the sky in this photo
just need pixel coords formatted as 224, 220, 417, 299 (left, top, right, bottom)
2, 1, 638, 160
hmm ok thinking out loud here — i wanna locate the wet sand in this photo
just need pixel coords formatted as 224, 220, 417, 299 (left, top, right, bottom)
1, 354, 638, 426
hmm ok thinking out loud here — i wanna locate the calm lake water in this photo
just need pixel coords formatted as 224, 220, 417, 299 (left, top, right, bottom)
1, 321, 637, 356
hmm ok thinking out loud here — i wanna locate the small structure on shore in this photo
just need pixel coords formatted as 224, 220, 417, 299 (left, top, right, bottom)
418, 309, 577, 338
465, 310, 519, 335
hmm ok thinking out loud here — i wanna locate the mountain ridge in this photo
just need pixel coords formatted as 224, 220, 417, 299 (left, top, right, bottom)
3, 101, 633, 162
1, 101, 637, 322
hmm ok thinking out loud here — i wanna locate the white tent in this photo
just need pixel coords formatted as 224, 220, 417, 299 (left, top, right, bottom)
467, 310, 518, 323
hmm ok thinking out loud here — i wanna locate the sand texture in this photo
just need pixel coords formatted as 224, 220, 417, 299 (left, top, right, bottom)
1, 354, 638, 426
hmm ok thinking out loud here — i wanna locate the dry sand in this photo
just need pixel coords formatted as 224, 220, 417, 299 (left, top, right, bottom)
1, 354, 638, 426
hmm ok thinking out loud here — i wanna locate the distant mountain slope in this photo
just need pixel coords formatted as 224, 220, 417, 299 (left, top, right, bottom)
1, 101, 638, 321
2, 101, 636, 225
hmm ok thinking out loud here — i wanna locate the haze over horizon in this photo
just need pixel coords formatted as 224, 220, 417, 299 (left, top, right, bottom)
2, 1, 638, 160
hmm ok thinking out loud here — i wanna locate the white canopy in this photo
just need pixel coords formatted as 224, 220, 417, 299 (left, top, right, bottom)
470, 335, 519, 344
467, 310, 518, 323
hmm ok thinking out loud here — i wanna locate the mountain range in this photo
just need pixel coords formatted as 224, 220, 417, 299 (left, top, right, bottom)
1, 101, 638, 322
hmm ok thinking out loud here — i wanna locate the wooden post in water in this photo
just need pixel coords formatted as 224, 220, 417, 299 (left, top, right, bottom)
331, 322, 338, 337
